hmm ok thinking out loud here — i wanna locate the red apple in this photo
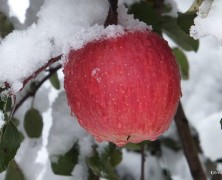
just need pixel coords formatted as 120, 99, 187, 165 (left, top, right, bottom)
63, 30, 181, 146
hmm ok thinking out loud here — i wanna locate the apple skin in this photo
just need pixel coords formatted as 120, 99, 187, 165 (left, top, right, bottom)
64, 30, 181, 146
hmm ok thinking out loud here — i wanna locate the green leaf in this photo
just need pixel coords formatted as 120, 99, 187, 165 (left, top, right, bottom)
161, 16, 199, 52
87, 143, 121, 180
220, 119, 222, 130
5, 97, 12, 112
128, 1, 161, 34
0, 12, 14, 38
24, 108, 43, 138
51, 142, 79, 176
177, 12, 196, 35
148, 140, 161, 156
0, 99, 4, 111
124, 143, 141, 151
124, 140, 151, 152
30, 81, 39, 91
109, 148, 122, 167
0, 96, 12, 113
49, 72, 60, 90
176, 0, 205, 34
102, 143, 122, 167
161, 137, 181, 151
11, 118, 19, 127
0, 121, 21, 172
87, 149, 102, 176
88, 169, 100, 180
172, 48, 189, 79
5, 160, 25, 180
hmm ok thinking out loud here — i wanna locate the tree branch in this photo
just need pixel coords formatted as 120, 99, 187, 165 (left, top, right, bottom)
13, 64, 62, 115
140, 144, 145, 180
104, 0, 118, 27
174, 102, 207, 180
0, 55, 62, 94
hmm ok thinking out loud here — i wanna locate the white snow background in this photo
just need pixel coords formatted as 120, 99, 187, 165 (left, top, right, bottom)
0, 0, 222, 179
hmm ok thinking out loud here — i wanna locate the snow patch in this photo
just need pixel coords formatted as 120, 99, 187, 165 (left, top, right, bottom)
0, 0, 149, 94
92, 68, 101, 83
190, 0, 222, 43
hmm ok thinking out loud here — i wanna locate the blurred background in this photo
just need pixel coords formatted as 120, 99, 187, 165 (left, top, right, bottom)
1, 0, 222, 180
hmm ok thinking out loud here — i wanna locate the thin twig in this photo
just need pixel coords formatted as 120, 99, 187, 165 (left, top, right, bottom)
104, 0, 118, 27
22, 55, 62, 89
13, 64, 62, 115
140, 144, 145, 180
174, 102, 207, 180
9, 95, 16, 120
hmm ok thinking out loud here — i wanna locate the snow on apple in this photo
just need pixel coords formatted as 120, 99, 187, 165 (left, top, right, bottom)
64, 30, 181, 146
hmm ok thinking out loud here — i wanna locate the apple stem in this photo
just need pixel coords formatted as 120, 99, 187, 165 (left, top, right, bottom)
104, 0, 118, 27
175, 102, 207, 180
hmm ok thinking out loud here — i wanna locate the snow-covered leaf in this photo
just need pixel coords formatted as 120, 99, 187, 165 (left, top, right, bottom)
177, 12, 196, 35
0, 120, 21, 172
87, 144, 121, 180
50, 142, 79, 176
5, 160, 25, 180
24, 108, 43, 138
190, 0, 219, 41
161, 16, 199, 52
49, 72, 60, 90
128, 1, 161, 33
87, 149, 101, 176
173, 47, 189, 79
177, 0, 203, 35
